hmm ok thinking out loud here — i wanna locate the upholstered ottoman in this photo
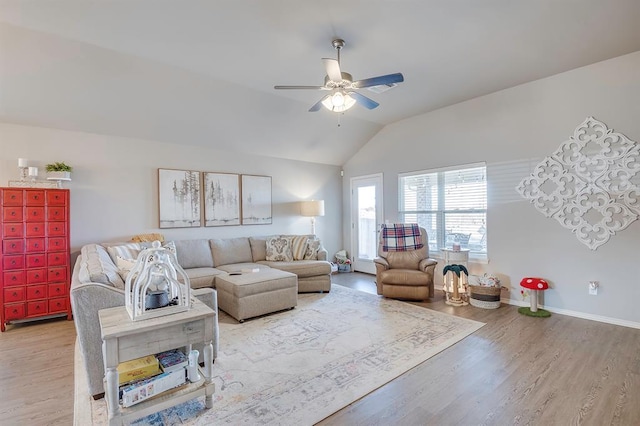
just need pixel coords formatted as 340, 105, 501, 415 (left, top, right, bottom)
216, 269, 298, 322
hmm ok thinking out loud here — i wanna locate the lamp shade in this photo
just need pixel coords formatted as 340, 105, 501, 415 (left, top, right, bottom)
300, 200, 325, 217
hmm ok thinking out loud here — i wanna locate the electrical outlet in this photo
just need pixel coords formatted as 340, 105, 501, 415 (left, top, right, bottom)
589, 281, 599, 295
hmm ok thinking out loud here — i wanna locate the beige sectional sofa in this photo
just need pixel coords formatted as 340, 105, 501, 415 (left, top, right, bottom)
70, 234, 331, 398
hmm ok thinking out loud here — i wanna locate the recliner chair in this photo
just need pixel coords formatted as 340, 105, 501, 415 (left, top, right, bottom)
373, 227, 438, 300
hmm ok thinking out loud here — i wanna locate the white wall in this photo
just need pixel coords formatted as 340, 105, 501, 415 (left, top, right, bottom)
343, 51, 640, 326
0, 123, 343, 257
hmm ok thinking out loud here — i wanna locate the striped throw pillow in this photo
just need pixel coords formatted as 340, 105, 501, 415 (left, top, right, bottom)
291, 235, 309, 260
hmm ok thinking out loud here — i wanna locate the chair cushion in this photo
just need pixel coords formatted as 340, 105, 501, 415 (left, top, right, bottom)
259, 260, 331, 278
379, 269, 431, 286
384, 249, 425, 270
184, 267, 223, 289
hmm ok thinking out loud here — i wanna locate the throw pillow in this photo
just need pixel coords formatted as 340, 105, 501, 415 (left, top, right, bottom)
304, 238, 321, 260
290, 235, 309, 261
115, 256, 137, 282
265, 236, 294, 262
106, 242, 144, 265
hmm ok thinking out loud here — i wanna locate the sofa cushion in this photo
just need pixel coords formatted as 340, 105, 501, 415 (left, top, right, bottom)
266, 235, 293, 261
184, 267, 223, 289
249, 236, 268, 261
79, 244, 125, 289
304, 238, 321, 260
174, 239, 214, 268
258, 260, 331, 278
216, 263, 270, 274
105, 242, 144, 264
210, 237, 253, 266
290, 235, 309, 260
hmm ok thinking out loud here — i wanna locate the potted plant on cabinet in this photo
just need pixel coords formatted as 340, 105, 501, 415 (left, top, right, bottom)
45, 161, 73, 181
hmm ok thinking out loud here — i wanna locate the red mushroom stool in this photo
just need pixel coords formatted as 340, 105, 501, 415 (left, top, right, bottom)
518, 277, 551, 317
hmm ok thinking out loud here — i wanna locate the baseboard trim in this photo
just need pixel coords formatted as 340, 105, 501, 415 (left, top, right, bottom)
501, 298, 640, 329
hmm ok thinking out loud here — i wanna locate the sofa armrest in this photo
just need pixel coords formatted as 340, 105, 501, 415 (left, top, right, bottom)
317, 247, 328, 261
70, 279, 127, 397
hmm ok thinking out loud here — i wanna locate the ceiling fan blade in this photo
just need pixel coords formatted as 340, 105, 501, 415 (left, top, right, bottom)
322, 58, 343, 82
309, 95, 330, 112
353, 73, 404, 89
350, 92, 380, 110
274, 85, 326, 90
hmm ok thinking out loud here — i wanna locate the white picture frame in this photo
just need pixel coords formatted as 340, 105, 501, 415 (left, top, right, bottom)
158, 169, 201, 228
241, 175, 272, 225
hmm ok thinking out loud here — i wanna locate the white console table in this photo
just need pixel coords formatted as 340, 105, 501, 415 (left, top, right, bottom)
98, 299, 215, 426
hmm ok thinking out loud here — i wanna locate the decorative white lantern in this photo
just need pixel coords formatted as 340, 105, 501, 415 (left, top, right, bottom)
125, 241, 191, 321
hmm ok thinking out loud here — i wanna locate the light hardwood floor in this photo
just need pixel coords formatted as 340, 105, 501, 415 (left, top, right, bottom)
1, 273, 639, 425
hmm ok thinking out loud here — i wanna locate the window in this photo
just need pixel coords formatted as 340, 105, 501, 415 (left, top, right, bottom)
399, 163, 487, 260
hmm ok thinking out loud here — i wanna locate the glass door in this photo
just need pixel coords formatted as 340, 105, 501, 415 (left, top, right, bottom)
350, 174, 383, 274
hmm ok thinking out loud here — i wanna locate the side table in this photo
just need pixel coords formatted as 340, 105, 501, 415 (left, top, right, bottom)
98, 298, 215, 425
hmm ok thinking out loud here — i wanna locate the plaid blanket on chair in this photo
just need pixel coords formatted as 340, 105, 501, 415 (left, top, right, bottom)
381, 223, 424, 251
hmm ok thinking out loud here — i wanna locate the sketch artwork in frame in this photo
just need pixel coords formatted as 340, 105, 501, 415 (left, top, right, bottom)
203, 172, 241, 226
241, 175, 272, 225
158, 169, 201, 228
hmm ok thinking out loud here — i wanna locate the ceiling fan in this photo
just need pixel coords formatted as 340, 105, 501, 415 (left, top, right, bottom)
274, 38, 404, 113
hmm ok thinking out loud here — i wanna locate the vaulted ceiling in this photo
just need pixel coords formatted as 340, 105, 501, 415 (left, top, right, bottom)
2, 0, 640, 165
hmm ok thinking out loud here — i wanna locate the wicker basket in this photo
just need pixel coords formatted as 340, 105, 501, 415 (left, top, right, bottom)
469, 285, 502, 309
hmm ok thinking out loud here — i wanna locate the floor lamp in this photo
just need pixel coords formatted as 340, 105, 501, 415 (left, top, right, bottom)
300, 200, 325, 235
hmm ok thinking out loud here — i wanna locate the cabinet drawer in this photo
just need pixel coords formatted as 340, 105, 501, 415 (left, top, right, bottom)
25, 190, 45, 206
26, 254, 45, 268
25, 238, 45, 253
3, 255, 24, 270
26, 285, 47, 300
47, 252, 67, 266
27, 300, 47, 316
46, 191, 67, 206
26, 269, 46, 284
5, 303, 25, 320
4, 287, 25, 303
47, 222, 66, 236
25, 207, 45, 222
2, 190, 23, 206
48, 283, 66, 298
25, 223, 45, 237
47, 237, 67, 252
48, 267, 67, 283
2, 239, 24, 254
3, 271, 24, 287
48, 297, 67, 313
2, 223, 24, 238
2, 206, 23, 222
47, 207, 66, 221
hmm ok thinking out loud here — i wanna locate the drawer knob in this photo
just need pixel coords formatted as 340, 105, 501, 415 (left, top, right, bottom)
11, 243, 16, 248
12, 292, 17, 297
12, 309, 18, 314
11, 276, 16, 281
35, 274, 40, 278
11, 212, 15, 216
35, 290, 40, 295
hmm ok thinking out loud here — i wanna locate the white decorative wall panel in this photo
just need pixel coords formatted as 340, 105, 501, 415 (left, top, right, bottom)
516, 117, 640, 250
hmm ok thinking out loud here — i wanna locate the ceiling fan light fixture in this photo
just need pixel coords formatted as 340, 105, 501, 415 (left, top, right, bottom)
322, 91, 356, 112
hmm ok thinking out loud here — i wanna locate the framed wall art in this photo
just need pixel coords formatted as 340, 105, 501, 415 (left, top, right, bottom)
158, 168, 202, 228
241, 174, 272, 225
203, 172, 241, 226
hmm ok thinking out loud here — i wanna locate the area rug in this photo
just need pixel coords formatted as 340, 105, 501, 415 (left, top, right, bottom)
76, 285, 484, 425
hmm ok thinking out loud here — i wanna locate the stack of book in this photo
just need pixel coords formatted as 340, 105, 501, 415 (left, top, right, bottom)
117, 349, 189, 407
